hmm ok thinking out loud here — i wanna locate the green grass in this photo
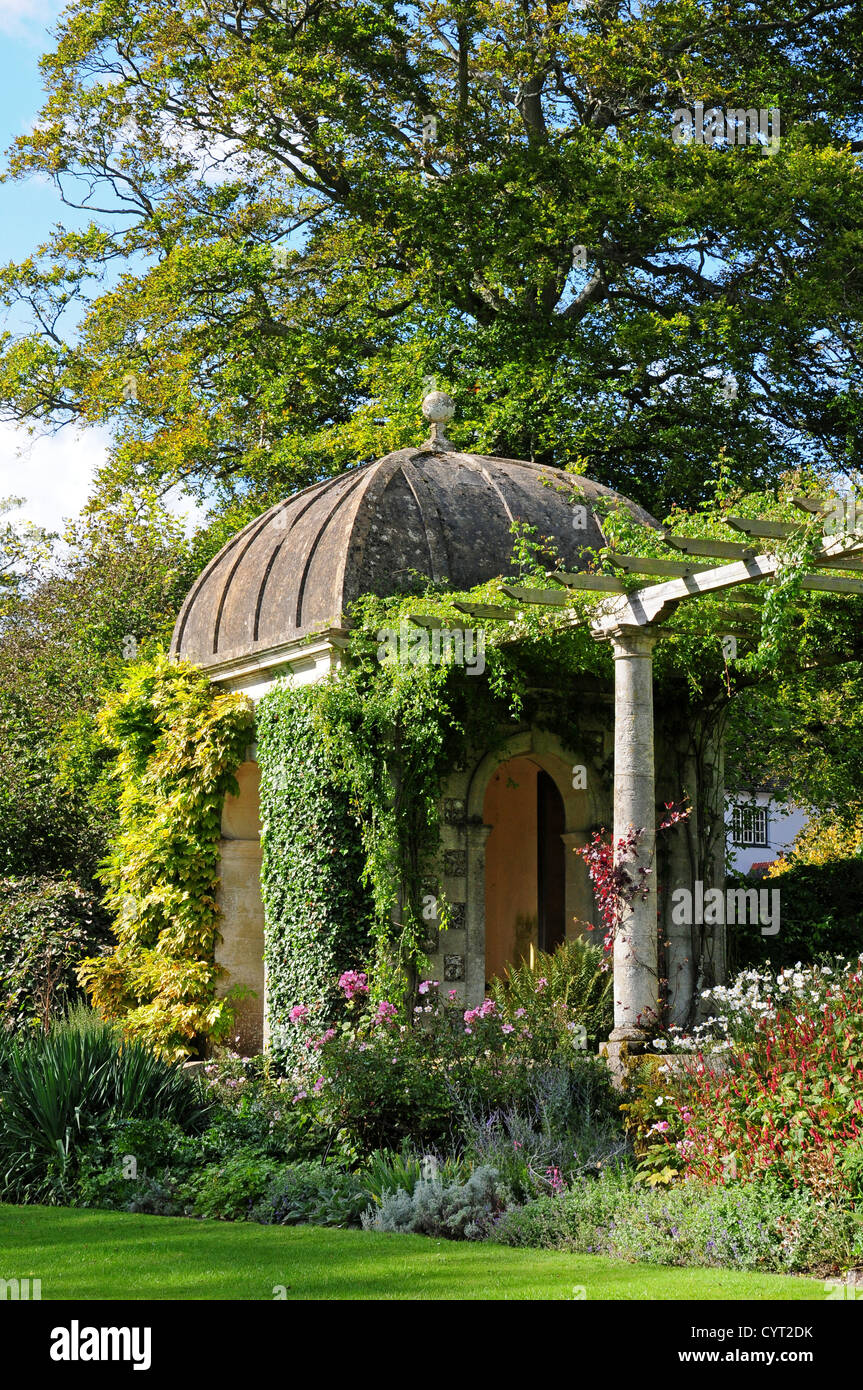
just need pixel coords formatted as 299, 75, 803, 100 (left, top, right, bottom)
0, 1204, 829, 1300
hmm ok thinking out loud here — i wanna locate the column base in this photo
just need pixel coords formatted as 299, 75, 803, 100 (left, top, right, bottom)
601, 1026, 655, 1085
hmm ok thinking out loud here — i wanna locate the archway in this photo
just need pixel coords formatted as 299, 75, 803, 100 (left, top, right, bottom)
482, 756, 569, 986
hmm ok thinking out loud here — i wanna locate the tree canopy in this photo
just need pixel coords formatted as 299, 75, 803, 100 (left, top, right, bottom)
1, 0, 862, 520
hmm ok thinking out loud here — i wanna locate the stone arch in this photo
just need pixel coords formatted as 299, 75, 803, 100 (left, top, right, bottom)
463, 729, 604, 995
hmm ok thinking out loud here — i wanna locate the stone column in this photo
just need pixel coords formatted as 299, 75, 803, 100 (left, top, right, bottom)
605, 629, 659, 1073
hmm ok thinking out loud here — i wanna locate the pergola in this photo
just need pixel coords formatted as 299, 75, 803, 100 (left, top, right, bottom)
412, 499, 863, 1067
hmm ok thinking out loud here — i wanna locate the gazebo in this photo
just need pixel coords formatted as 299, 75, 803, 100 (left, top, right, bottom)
171, 394, 727, 1059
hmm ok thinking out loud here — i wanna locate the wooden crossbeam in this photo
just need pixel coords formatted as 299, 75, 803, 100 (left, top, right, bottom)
501, 584, 571, 605
719, 587, 765, 603
800, 573, 863, 596
549, 572, 626, 593
590, 555, 776, 636
452, 601, 515, 619
792, 495, 830, 515
408, 614, 442, 628
726, 516, 799, 540
712, 607, 762, 624
607, 552, 714, 578
817, 555, 863, 572
661, 532, 756, 560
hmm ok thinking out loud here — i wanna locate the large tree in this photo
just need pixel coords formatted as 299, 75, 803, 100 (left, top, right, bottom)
0, 0, 862, 520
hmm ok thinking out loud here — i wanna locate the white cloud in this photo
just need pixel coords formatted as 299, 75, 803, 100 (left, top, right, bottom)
0, 0, 62, 41
0, 419, 208, 536
0, 419, 106, 532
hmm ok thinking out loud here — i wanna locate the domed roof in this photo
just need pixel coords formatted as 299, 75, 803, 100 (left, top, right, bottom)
171, 437, 655, 671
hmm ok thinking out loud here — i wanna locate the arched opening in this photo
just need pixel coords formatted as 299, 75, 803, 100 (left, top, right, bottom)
483, 756, 569, 986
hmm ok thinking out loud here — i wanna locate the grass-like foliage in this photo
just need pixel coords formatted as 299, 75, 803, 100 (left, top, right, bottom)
0, 1021, 211, 1203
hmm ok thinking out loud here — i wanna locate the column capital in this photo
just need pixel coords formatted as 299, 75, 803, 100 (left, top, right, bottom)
607, 627, 660, 659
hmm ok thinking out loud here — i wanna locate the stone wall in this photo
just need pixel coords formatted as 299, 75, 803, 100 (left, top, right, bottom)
214, 758, 266, 1053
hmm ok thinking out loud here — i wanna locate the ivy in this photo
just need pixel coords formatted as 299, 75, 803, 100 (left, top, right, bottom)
255, 689, 375, 1066
78, 653, 254, 1060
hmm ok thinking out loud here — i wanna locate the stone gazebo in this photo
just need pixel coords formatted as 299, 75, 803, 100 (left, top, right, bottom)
171, 395, 726, 1056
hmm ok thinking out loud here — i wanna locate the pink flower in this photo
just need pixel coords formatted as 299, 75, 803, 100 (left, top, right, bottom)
535, 977, 548, 991
448, 989, 458, 1002
374, 1000, 398, 1024
501, 1023, 515, 1034
338, 970, 369, 1000
514, 1007, 526, 1018
418, 979, 438, 995
289, 1004, 309, 1023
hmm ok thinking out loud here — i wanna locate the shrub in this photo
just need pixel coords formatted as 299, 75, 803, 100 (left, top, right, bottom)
249, 1162, 369, 1227
0, 875, 109, 1035
0, 1024, 211, 1202
360, 1147, 471, 1204
489, 937, 613, 1051
728, 860, 863, 969
363, 1166, 507, 1240
287, 975, 625, 1156
201, 1050, 357, 1164
630, 960, 863, 1196
493, 1170, 863, 1275
460, 1061, 628, 1201
179, 1154, 287, 1220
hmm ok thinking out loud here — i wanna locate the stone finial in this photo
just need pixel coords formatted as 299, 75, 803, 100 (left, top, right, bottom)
421, 390, 456, 451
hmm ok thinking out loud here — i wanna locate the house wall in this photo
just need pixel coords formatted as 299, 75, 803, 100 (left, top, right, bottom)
725, 793, 809, 874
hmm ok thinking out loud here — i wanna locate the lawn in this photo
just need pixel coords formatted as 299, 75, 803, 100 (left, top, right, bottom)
0, 1204, 828, 1300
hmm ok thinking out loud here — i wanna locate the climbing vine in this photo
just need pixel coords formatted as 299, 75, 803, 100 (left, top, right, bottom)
78, 653, 254, 1059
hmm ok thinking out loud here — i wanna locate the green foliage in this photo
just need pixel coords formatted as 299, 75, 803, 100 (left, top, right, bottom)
255, 688, 376, 1060
363, 1165, 507, 1241
728, 861, 863, 970
179, 1154, 287, 1221
0, 875, 110, 1034
3, 3, 863, 516
248, 1162, 370, 1228
0, 493, 196, 885
489, 937, 614, 1051
0, 1024, 212, 1203
493, 1170, 863, 1275
839, 1139, 863, 1203
78, 653, 254, 1058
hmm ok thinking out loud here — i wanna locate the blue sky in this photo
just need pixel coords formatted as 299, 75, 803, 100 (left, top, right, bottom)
0, 0, 111, 534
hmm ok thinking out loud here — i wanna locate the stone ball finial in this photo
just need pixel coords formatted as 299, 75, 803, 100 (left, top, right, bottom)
421, 390, 456, 449
422, 390, 455, 423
